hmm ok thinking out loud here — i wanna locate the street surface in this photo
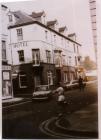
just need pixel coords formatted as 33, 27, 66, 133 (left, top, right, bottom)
2, 82, 98, 139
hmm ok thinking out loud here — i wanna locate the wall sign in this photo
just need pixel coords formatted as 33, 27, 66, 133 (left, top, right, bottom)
3, 72, 10, 80
13, 41, 28, 48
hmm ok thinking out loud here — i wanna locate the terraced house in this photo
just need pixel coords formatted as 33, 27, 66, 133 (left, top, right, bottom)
1, 5, 13, 99
7, 10, 82, 97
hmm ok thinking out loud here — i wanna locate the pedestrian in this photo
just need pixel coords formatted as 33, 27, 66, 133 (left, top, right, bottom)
54, 83, 67, 119
78, 76, 84, 91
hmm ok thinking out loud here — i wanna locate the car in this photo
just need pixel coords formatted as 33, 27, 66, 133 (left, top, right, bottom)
65, 80, 79, 90
32, 85, 52, 101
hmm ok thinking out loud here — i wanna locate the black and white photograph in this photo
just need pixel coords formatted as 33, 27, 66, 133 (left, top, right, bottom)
1, 0, 99, 139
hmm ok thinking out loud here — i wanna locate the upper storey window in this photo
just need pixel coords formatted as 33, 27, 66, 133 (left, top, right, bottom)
17, 28, 23, 41
2, 40, 6, 60
8, 15, 13, 22
18, 50, 24, 62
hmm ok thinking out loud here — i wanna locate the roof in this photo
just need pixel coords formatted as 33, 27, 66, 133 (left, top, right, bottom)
68, 33, 76, 37
59, 26, 67, 32
12, 10, 34, 25
47, 20, 57, 26
8, 20, 81, 46
8, 11, 81, 46
30, 11, 45, 18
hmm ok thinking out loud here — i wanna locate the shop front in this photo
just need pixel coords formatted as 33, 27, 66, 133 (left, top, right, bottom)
69, 66, 77, 81
2, 65, 13, 99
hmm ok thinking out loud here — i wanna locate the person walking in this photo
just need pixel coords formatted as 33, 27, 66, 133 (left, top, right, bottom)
54, 83, 67, 119
78, 76, 84, 91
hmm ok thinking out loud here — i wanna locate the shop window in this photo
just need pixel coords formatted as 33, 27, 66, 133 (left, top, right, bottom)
32, 49, 40, 65
18, 50, 24, 62
2, 40, 6, 60
2, 81, 11, 97
19, 73, 27, 88
47, 71, 53, 86
17, 28, 23, 41
46, 50, 51, 63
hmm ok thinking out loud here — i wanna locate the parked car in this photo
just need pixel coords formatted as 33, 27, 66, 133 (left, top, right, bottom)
32, 85, 52, 101
65, 80, 79, 90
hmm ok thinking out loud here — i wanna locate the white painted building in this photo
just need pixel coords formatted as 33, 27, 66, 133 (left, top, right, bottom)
1, 4, 13, 99
7, 10, 82, 96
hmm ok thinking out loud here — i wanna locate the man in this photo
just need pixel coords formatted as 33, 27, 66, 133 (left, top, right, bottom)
78, 76, 84, 91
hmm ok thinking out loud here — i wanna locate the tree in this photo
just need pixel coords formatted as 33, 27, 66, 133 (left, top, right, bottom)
82, 56, 97, 70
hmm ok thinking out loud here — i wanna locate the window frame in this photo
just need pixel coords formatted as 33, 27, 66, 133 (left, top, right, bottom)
32, 49, 40, 65
47, 71, 53, 86
19, 74, 27, 88
8, 15, 13, 22
2, 40, 6, 60
46, 50, 51, 63
18, 50, 25, 62
17, 28, 23, 41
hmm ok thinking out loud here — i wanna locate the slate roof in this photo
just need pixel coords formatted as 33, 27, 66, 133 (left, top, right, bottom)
59, 26, 67, 32
12, 10, 34, 25
47, 20, 57, 26
8, 11, 81, 46
30, 11, 45, 18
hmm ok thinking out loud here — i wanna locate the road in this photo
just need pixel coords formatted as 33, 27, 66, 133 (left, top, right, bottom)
2, 82, 98, 139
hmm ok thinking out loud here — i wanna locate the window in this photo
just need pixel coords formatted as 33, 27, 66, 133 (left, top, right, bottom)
18, 50, 24, 62
17, 28, 23, 40
46, 50, 51, 63
54, 50, 62, 67
77, 46, 79, 53
68, 56, 72, 66
75, 56, 77, 66
73, 44, 76, 52
54, 34, 56, 44
8, 15, 13, 22
19, 73, 27, 88
62, 55, 66, 65
63, 72, 68, 83
32, 49, 40, 65
2, 40, 6, 60
47, 71, 53, 86
45, 30, 48, 40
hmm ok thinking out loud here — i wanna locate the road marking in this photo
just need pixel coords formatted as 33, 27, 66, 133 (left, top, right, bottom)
2, 100, 31, 109
39, 117, 67, 138
39, 117, 80, 138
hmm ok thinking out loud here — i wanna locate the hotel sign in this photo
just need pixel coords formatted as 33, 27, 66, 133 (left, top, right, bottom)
12, 41, 28, 48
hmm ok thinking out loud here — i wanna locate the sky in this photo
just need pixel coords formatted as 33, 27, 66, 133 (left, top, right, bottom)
3, 0, 96, 61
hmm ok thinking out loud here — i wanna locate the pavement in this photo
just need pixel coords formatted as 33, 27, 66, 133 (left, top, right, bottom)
2, 97, 31, 108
